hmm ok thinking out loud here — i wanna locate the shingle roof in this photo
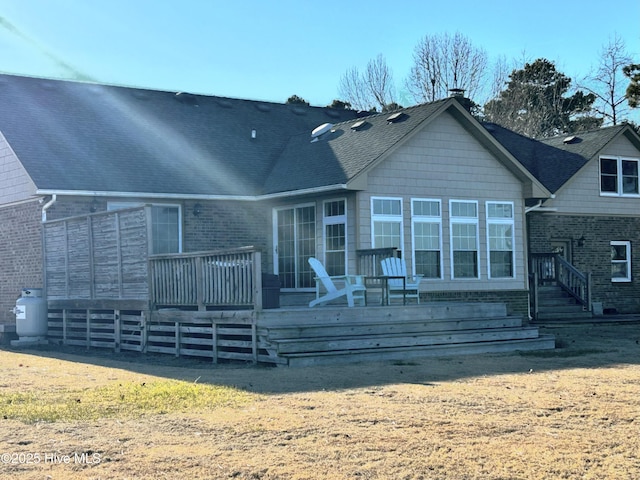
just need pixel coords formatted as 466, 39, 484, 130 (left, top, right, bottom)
483, 122, 589, 193
4, 74, 625, 200
263, 101, 449, 194
540, 125, 628, 159
0, 74, 359, 196
484, 123, 639, 194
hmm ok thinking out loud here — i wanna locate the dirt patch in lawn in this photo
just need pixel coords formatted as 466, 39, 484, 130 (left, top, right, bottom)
0, 322, 639, 479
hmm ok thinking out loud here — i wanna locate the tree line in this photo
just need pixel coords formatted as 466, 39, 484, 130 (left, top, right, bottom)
289, 33, 640, 139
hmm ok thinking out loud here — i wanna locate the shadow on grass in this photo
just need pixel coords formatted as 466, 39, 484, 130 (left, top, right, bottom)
3, 323, 640, 394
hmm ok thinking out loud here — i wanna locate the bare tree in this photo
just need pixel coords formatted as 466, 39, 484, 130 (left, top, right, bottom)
338, 54, 396, 111
579, 34, 633, 125
405, 32, 488, 103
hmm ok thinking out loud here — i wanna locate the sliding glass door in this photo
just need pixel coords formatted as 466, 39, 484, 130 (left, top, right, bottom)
274, 205, 316, 289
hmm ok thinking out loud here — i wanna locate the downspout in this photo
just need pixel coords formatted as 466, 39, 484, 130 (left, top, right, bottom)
41, 194, 57, 222
524, 200, 543, 214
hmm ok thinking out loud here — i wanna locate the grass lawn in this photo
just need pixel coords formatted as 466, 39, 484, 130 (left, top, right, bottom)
0, 322, 639, 479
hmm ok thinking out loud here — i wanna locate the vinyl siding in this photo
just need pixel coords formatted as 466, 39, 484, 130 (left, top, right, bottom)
357, 111, 527, 292
0, 132, 37, 205
546, 135, 640, 216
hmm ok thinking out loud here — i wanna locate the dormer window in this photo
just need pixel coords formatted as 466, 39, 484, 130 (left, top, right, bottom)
600, 156, 639, 196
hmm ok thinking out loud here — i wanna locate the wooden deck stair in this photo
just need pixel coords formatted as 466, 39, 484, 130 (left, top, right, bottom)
535, 284, 592, 321
257, 302, 555, 367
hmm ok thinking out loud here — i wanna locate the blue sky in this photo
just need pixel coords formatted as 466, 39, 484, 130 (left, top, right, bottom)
0, 0, 639, 113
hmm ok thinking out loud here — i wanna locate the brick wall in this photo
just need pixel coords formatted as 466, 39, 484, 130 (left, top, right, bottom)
0, 200, 43, 323
528, 214, 640, 313
183, 200, 270, 254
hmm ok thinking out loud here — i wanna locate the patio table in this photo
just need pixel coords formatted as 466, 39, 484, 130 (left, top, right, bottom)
364, 276, 406, 305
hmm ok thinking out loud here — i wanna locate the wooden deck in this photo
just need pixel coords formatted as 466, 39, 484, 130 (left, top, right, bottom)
45, 301, 554, 366
256, 302, 554, 367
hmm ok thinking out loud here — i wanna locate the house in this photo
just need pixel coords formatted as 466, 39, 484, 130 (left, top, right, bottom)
486, 122, 640, 314
0, 73, 638, 332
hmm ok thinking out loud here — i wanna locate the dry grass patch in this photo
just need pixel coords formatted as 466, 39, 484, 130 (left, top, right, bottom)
0, 323, 639, 479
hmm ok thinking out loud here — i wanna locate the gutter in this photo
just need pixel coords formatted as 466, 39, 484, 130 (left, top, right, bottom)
525, 199, 557, 214
36, 184, 351, 202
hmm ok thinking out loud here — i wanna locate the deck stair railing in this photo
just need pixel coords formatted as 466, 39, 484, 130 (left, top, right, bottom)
149, 246, 263, 310
530, 253, 591, 316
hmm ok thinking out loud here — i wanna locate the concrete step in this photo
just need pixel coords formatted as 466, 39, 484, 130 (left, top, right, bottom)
282, 335, 557, 367
538, 304, 587, 314
536, 311, 592, 321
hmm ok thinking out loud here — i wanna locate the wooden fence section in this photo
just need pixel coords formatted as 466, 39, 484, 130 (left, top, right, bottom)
47, 307, 147, 352
47, 305, 274, 364
43, 207, 150, 300
149, 247, 263, 310
148, 310, 273, 364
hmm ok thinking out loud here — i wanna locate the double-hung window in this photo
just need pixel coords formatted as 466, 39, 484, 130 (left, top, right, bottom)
371, 197, 403, 254
450, 200, 479, 279
411, 199, 442, 279
487, 202, 515, 278
600, 157, 640, 196
323, 199, 347, 276
611, 241, 631, 282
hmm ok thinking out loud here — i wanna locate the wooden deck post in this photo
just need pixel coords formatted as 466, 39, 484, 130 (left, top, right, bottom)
253, 251, 263, 311
114, 310, 121, 353
85, 309, 91, 349
175, 321, 180, 357
251, 323, 258, 364
212, 321, 218, 364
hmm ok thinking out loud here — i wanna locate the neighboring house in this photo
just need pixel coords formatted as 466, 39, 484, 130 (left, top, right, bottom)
0, 73, 638, 323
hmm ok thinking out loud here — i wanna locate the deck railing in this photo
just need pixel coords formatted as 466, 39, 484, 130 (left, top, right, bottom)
530, 253, 591, 310
356, 248, 398, 276
149, 247, 263, 310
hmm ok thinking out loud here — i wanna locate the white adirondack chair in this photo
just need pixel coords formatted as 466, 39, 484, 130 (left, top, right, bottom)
380, 257, 423, 304
308, 257, 366, 307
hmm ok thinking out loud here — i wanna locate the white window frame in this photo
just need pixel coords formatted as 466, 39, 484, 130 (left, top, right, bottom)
371, 197, 404, 253
486, 201, 515, 279
322, 198, 347, 276
450, 200, 479, 279
272, 203, 316, 291
107, 201, 183, 254
599, 156, 640, 197
611, 241, 632, 283
411, 198, 443, 279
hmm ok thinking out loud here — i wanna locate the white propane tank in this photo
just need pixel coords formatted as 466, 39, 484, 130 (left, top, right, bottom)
13, 288, 48, 340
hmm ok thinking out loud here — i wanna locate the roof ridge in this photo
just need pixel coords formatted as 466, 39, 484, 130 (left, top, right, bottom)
541, 124, 626, 141
329, 98, 451, 128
